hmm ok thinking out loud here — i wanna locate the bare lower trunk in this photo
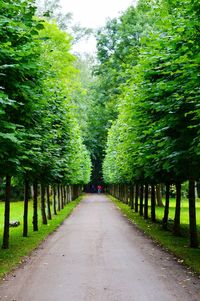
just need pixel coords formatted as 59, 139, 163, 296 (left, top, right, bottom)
173, 182, 181, 236
135, 184, 139, 213
139, 184, 144, 216
23, 177, 29, 237
162, 183, 170, 230
64, 186, 67, 206
130, 184, 134, 209
57, 184, 61, 211
144, 184, 148, 219
188, 180, 198, 248
156, 184, 164, 207
61, 185, 64, 209
151, 184, 156, 222
2, 175, 11, 249
33, 180, 38, 231
46, 185, 52, 220
53, 185, 57, 215
41, 183, 47, 225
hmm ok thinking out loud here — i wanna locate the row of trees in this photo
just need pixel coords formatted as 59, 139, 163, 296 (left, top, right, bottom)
96, 0, 200, 247
0, 0, 91, 248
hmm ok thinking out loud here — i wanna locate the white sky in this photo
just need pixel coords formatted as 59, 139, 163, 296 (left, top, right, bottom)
60, 0, 136, 28
59, 0, 136, 54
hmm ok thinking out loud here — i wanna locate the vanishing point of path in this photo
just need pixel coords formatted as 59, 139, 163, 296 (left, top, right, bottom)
0, 194, 200, 301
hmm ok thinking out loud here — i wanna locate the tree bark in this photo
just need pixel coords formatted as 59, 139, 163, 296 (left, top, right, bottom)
53, 185, 57, 215
139, 184, 144, 216
130, 184, 134, 209
124, 184, 128, 204
173, 182, 181, 236
135, 184, 139, 213
46, 185, 52, 220
64, 185, 67, 206
61, 185, 64, 209
162, 183, 170, 230
151, 184, 156, 222
188, 179, 198, 248
144, 184, 149, 219
2, 175, 12, 249
41, 183, 47, 225
23, 177, 29, 237
119, 184, 123, 202
33, 180, 38, 231
66, 185, 69, 204
196, 180, 200, 198
57, 184, 61, 211
156, 184, 164, 207
70, 185, 74, 201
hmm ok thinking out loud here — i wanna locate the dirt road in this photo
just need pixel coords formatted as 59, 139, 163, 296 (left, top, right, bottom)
0, 194, 199, 301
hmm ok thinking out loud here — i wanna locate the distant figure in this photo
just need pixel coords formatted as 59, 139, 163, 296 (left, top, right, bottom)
97, 185, 102, 193
91, 185, 96, 193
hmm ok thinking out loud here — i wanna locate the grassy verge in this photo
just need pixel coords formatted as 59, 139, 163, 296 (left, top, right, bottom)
109, 195, 200, 275
0, 196, 82, 279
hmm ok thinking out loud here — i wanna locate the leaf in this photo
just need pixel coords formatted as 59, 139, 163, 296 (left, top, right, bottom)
0, 133, 19, 143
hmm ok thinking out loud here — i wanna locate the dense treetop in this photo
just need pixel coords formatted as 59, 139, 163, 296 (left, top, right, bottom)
100, 0, 200, 185
0, 0, 91, 185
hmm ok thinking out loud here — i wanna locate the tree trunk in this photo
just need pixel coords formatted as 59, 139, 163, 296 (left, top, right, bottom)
46, 185, 52, 220
2, 175, 12, 249
196, 180, 200, 198
117, 184, 120, 200
33, 180, 38, 231
53, 185, 57, 215
70, 185, 73, 201
61, 185, 64, 209
144, 184, 148, 219
162, 183, 170, 230
119, 184, 123, 202
173, 182, 181, 236
135, 184, 139, 213
151, 184, 156, 222
57, 184, 61, 211
23, 177, 29, 237
188, 179, 198, 248
66, 185, 69, 204
64, 185, 67, 206
156, 184, 164, 207
124, 184, 128, 204
67, 185, 70, 202
41, 183, 47, 225
130, 184, 134, 209
139, 184, 144, 216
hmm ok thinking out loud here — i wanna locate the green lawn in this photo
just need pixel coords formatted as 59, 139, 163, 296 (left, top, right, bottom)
155, 198, 200, 225
0, 197, 82, 279
110, 196, 200, 275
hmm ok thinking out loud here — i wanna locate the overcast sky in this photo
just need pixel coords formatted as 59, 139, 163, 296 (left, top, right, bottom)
60, 0, 136, 28
59, 0, 136, 54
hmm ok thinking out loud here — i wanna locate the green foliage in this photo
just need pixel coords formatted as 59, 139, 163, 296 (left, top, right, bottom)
0, 0, 43, 175
101, 0, 200, 185
0, 0, 91, 183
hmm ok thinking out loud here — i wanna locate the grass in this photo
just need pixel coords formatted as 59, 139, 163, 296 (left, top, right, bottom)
109, 196, 200, 275
0, 196, 82, 279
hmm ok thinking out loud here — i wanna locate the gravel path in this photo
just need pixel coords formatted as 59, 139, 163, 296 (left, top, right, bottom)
0, 194, 199, 301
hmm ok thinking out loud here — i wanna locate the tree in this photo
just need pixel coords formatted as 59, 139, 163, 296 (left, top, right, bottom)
0, 0, 45, 248
101, 0, 200, 247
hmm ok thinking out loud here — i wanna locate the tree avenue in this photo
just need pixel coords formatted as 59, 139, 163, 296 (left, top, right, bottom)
99, 0, 200, 248
0, 0, 91, 249
0, 0, 199, 259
